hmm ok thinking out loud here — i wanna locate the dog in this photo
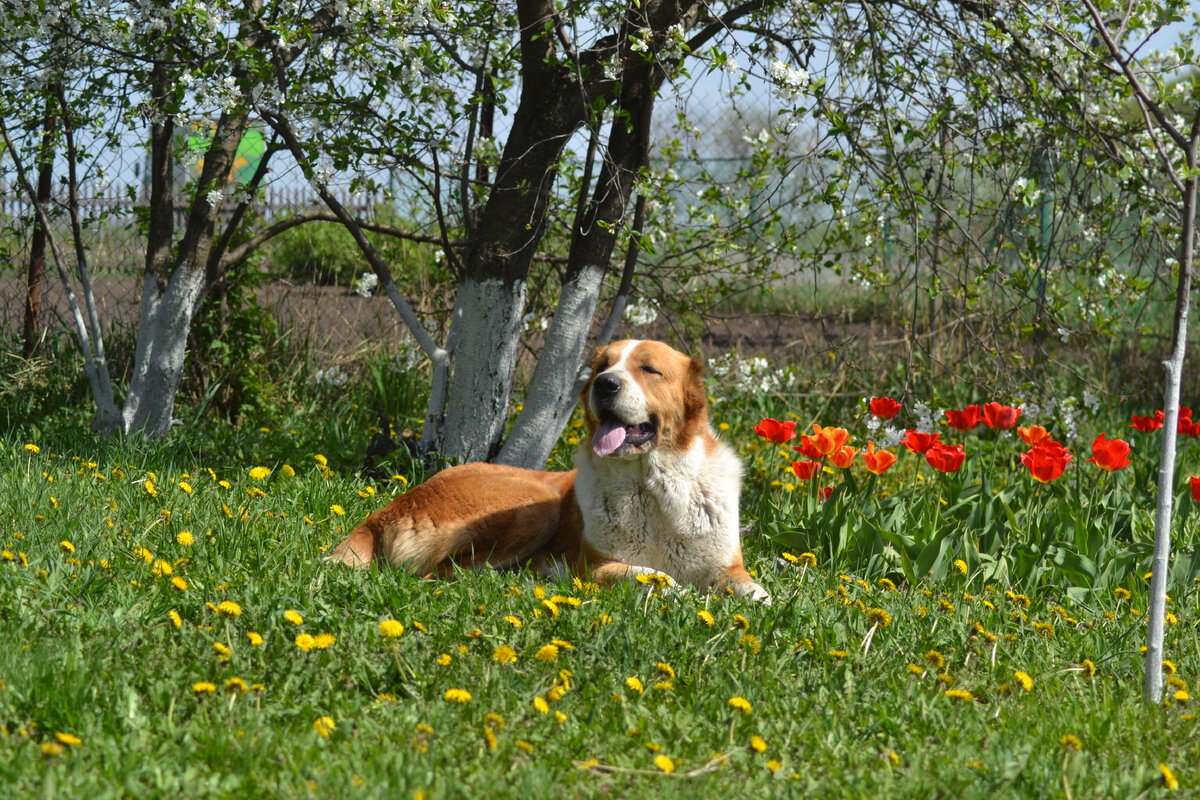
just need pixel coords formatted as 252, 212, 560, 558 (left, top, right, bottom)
327, 339, 770, 603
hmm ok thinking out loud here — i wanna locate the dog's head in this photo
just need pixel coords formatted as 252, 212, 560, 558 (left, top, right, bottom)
580, 340, 707, 458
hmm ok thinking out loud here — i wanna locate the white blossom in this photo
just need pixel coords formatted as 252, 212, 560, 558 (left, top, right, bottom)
355, 271, 379, 298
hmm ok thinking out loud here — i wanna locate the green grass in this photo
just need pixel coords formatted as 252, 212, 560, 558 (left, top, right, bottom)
0, 423, 1196, 799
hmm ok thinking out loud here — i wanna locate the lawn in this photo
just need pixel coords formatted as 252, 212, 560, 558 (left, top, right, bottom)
0, 387, 1195, 798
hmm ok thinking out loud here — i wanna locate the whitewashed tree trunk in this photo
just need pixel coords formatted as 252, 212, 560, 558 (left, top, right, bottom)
1145, 172, 1196, 704
496, 267, 604, 467
119, 265, 209, 436
439, 276, 528, 463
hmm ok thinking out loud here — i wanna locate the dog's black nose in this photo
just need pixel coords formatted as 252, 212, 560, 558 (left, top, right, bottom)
593, 372, 621, 398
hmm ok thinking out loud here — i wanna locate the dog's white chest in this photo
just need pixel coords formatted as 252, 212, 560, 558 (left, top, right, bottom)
575, 440, 741, 587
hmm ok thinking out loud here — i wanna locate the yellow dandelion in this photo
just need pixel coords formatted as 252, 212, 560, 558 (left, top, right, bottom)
728, 696, 753, 714
1058, 734, 1082, 752
750, 735, 768, 753
657, 662, 676, 680
1159, 763, 1179, 791
503, 615, 523, 629
1114, 587, 1131, 601
493, 645, 518, 665
171, 576, 188, 591
764, 759, 782, 772
533, 696, 550, 714
176, 530, 194, 547
168, 609, 182, 629
412, 621, 427, 633
877, 578, 896, 592
953, 559, 968, 576
1014, 671, 1034, 692
226, 677, 249, 696
54, 731, 82, 747
925, 649, 945, 669
295, 633, 316, 651
541, 598, 560, 618
697, 609, 715, 627
829, 649, 848, 659
740, 633, 762, 654
41, 742, 65, 756
246, 631, 263, 646
284, 609, 304, 625
216, 600, 242, 618
59, 540, 75, 555
654, 754, 675, 774
313, 716, 336, 738
378, 619, 404, 638
24, 443, 41, 454
313, 633, 336, 649
443, 688, 472, 704
330, 504, 345, 516
798, 552, 817, 568
193, 681, 217, 694
535, 644, 560, 662
866, 607, 892, 627
943, 689, 975, 702
626, 676, 644, 694
515, 740, 534, 754
483, 727, 498, 750
732, 613, 750, 630
782, 552, 800, 564
886, 750, 900, 766
906, 663, 926, 677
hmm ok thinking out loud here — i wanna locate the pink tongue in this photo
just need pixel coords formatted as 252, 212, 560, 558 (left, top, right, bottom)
592, 420, 627, 456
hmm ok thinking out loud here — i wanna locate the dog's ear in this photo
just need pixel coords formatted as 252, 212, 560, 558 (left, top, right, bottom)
683, 355, 707, 421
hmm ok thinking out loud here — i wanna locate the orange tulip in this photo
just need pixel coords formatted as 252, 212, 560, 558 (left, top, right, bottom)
830, 445, 858, 469
810, 424, 850, 457
861, 442, 897, 475
1017, 425, 1051, 446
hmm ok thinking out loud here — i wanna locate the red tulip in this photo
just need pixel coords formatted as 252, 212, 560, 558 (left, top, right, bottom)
792, 436, 824, 460
944, 405, 982, 431
792, 460, 820, 481
1020, 440, 1072, 483
1191, 476, 1200, 502
982, 402, 1021, 430
1017, 425, 1052, 446
1130, 411, 1165, 432
902, 430, 941, 454
869, 396, 903, 420
830, 445, 858, 469
818, 486, 835, 502
1181, 418, 1200, 439
1086, 433, 1131, 472
861, 442, 897, 475
755, 417, 797, 443
925, 442, 966, 473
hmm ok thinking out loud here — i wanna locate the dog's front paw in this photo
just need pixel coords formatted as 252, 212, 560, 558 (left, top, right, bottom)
736, 581, 773, 605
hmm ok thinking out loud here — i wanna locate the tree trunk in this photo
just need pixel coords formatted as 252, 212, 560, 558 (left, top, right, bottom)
1145, 170, 1197, 704
120, 266, 209, 434
113, 109, 249, 436
497, 54, 660, 468
22, 106, 54, 358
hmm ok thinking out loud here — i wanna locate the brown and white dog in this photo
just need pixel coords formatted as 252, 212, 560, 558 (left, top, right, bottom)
327, 339, 770, 603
